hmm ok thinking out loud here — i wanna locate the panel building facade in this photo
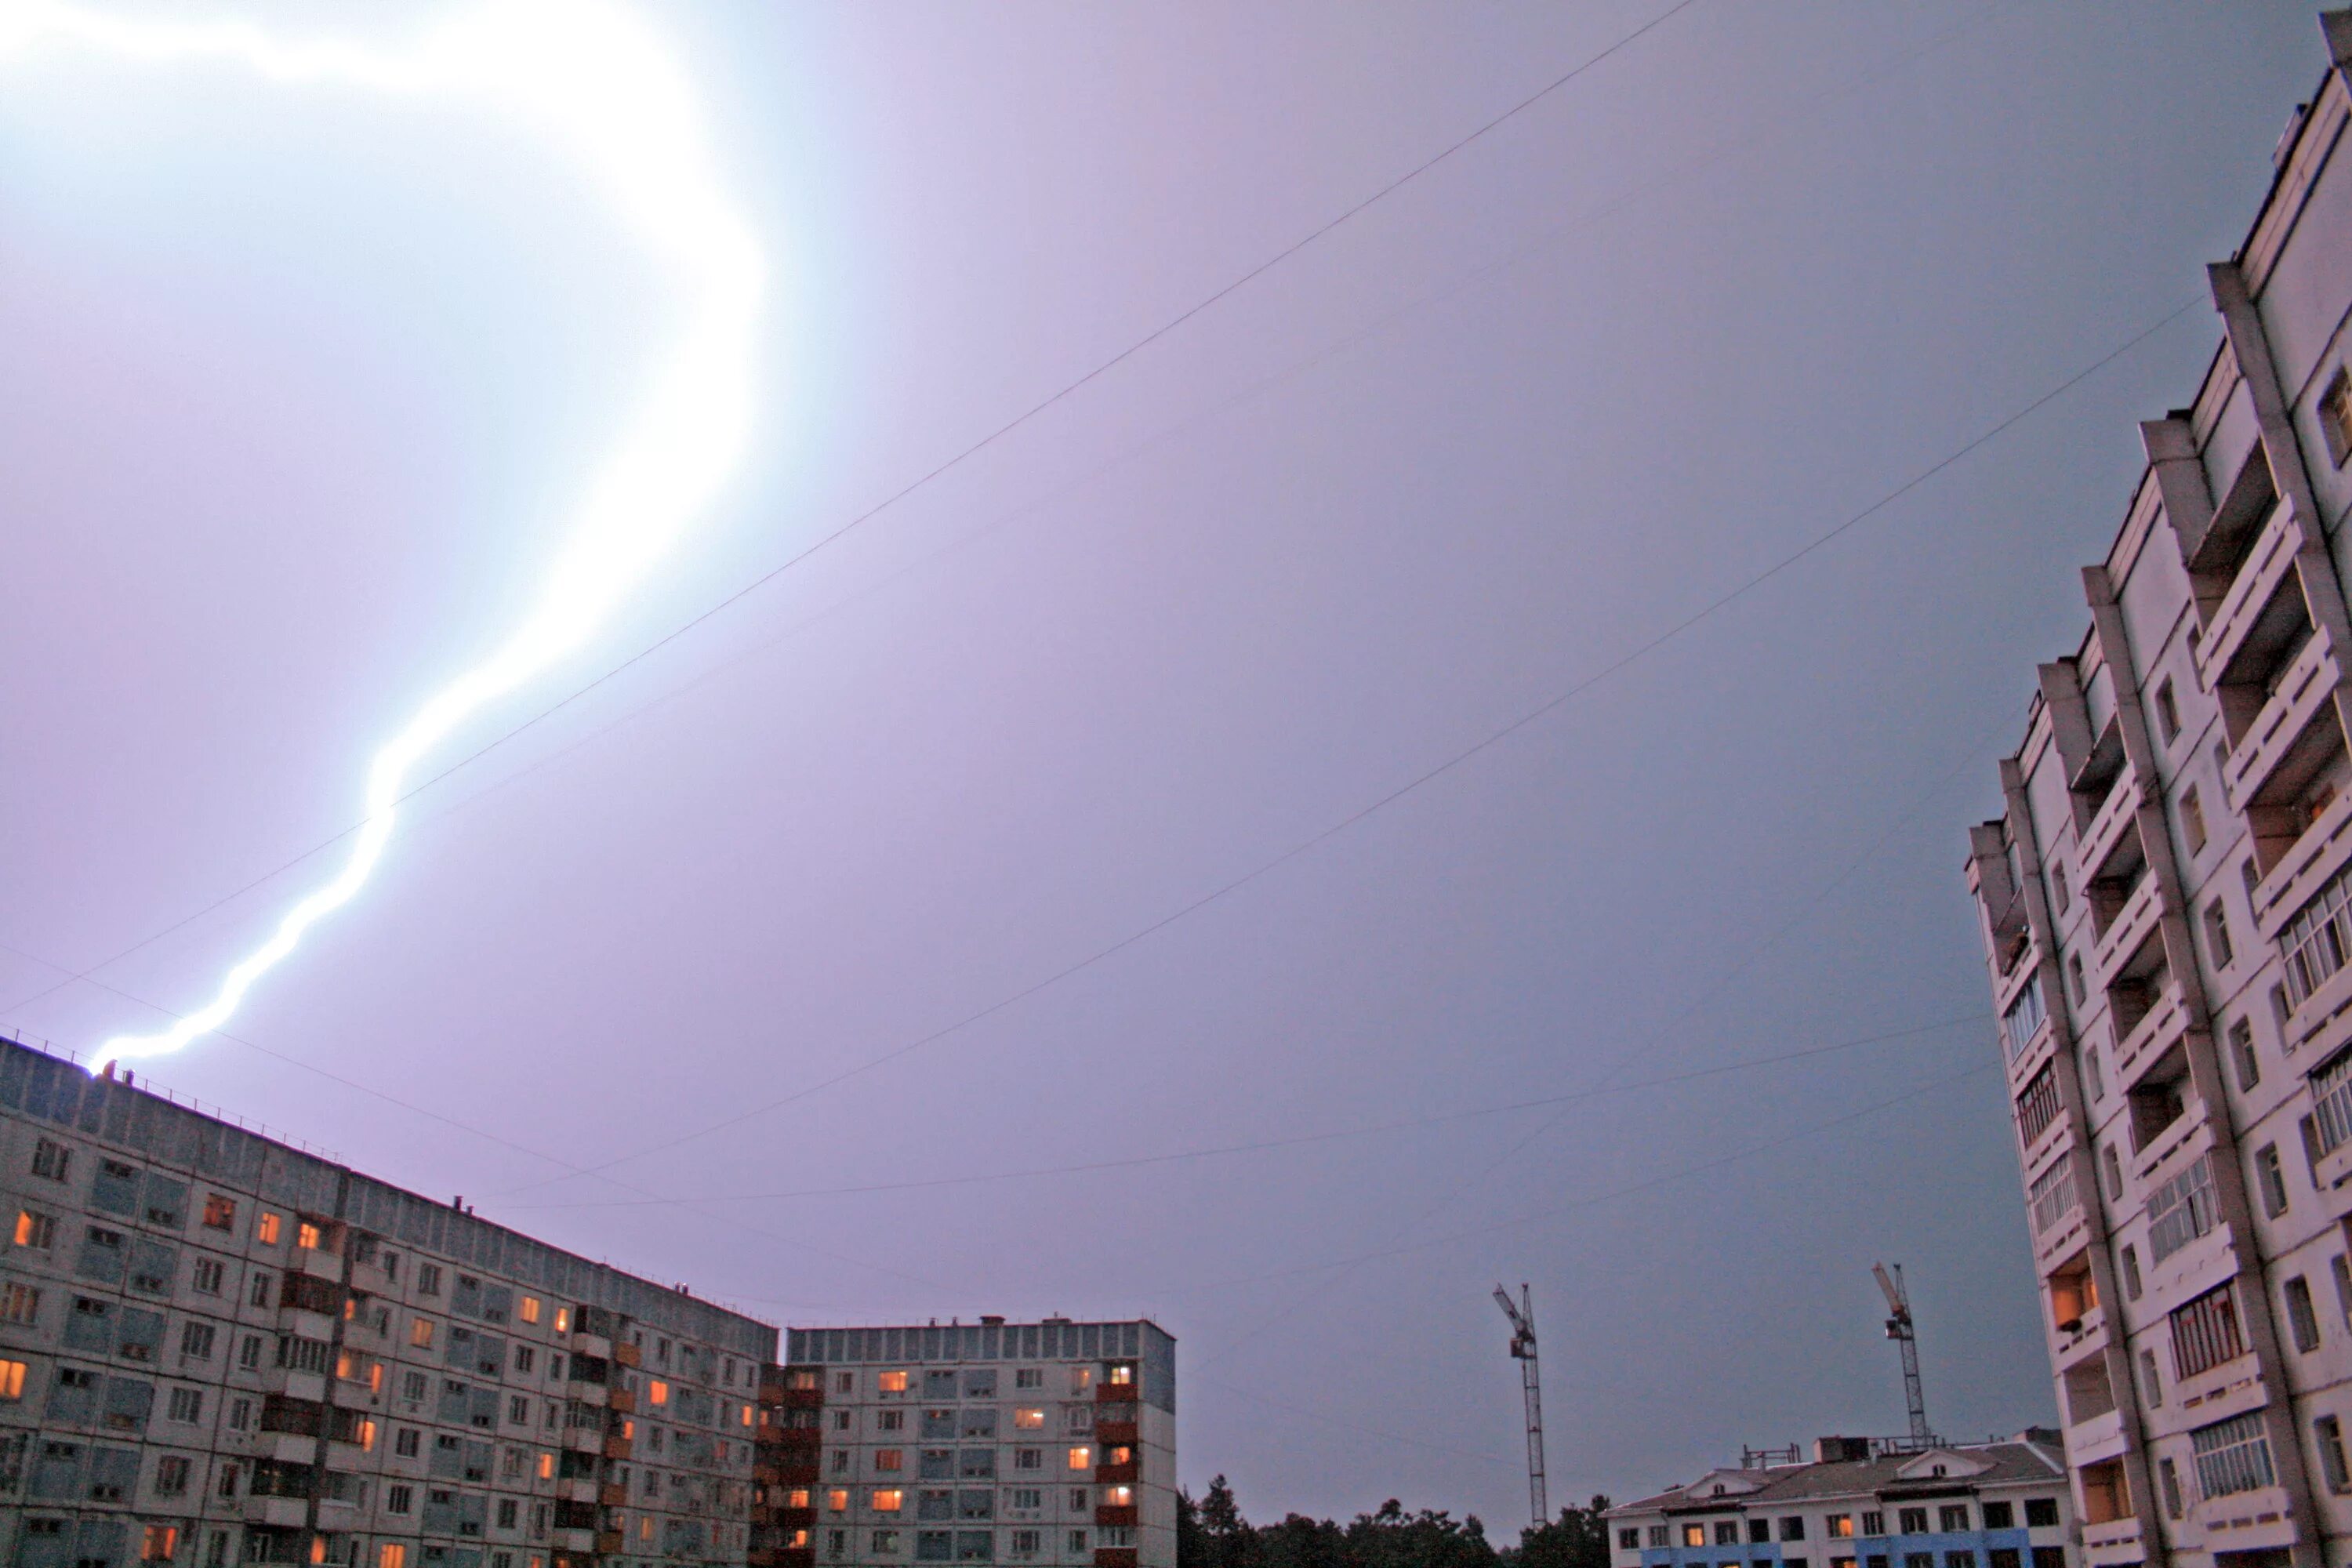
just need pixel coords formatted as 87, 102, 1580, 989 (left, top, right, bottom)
0, 1035, 781, 1568
761, 1319, 1174, 1568
1964, 15, 2352, 1568
1604, 1437, 2072, 1568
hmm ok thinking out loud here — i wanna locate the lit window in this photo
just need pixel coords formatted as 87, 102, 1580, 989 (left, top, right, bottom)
412, 1319, 434, 1348
877, 1450, 903, 1472
1067, 1448, 1091, 1471
789, 1492, 812, 1509
520, 1297, 542, 1325
380, 1548, 406, 1568
650, 1380, 670, 1406
256, 1213, 281, 1245
297, 1221, 322, 1250
1107, 1365, 1133, 1385
1828, 1517, 1855, 1539
0, 1358, 24, 1399
142, 1527, 180, 1563
828, 1490, 851, 1512
538, 1454, 555, 1480
13, 1210, 53, 1248
874, 1490, 905, 1512
1014, 1409, 1044, 1429
1685, 1527, 1706, 1549
1106, 1486, 1134, 1507
880, 1370, 909, 1393
554, 1307, 571, 1334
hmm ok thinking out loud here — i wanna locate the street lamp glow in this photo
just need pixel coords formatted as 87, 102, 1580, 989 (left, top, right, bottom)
0, 0, 765, 1071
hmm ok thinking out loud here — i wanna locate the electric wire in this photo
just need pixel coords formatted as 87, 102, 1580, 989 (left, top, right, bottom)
489, 291, 2201, 1200
4, 0, 1704, 1036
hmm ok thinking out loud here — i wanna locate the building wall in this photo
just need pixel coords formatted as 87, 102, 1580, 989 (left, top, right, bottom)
0, 1037, 776, 1568
1965, 18, 2352, 1568
767, 1322, 1174, 1568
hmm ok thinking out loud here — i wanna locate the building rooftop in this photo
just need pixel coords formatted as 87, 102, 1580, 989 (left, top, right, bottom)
1609, 1439, 2067, 1517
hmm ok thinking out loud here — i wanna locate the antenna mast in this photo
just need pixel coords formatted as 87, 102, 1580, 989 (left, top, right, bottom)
1872, 1262, 1932, 1444
1493, 1283, 1548, 1527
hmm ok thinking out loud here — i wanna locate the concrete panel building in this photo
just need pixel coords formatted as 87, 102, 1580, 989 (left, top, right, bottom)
1605, 1438, 2072, 1568
768, 1319, 1174, 1568
1964, 15, 2352, 1568
0, 1035, 780, 1568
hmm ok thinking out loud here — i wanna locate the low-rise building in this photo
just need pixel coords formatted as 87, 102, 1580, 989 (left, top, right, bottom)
1606, 1439, 2073, 1568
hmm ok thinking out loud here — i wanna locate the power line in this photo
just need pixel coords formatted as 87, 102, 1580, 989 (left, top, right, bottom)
488, 291, 2199, 1200
492, 1012, 1986, 1209
0, 0, 1704, 1033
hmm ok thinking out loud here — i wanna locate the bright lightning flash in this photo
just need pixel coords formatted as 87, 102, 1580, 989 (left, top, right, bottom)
0, 0, 764, 1073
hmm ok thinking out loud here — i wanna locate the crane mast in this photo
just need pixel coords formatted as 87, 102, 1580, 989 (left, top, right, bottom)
1872, 1262, 1933, 1444
1493, 1283, 1548, 1528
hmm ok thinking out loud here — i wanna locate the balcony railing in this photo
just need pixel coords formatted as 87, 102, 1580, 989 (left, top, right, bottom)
2027, 1153, 2078, 1235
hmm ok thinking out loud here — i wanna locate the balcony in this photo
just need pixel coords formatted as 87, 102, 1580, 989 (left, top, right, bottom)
2092, 874, 2165, 991
2253, 786, 2352, 940
1094, 1382, 1139, 1405
561, 1427, 605, 1454
777, 1462, 819, 1486
612, 1340, 641, 1369
602, 1435, 633, 1461
601, 1483, 629, 1507
289, 1244, 343, 1282
2193, 1486, 2296, 1552
552, 1530, 597, 1555
1094, 1552, 1138, 1568
1094, 1507, 1138, 1529
564, 1381, 608, 1407
2077, 768, 2143, 886
242, 1498, 307, 1530
2079, 1520, 2143, 1568
256, 1433, 317, 1466
2224, 624, 2343, 807
780, 1388, 824, 1410
1095, 1420, 1138, 1446
607, 1388, 636, 1415
1095, 1463, 1139, 1484
559, 1479, 599, 1504
571, 1331, 613, 1359
260, 1368, 328, 1404
2198, 500, 2303, 692
2111, 984, 2189, 1087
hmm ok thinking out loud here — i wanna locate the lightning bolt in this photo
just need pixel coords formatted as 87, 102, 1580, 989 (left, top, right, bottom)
0, 0, 764, 1072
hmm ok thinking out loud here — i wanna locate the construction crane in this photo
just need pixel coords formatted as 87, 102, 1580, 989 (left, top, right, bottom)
1872, 1262, 1933, 1445
1493, 1283, 1548, 1529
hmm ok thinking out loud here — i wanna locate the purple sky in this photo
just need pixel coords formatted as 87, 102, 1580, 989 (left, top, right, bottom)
0, 0, 2326, 1533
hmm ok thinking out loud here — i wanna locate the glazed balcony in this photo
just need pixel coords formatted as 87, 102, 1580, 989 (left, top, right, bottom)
2197, 500, 2302, 693
2223, 624, 2343, 807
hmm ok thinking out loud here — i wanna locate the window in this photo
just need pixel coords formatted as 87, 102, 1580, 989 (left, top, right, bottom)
379, 1549, 406, 1568
2138, 1348, 2162, 1407
875, 1490, 905, 1512
32, 1138, 70, 1181
1715, 1524, 1739, 1547
296, 1220, 321, 1250
880, 1370, 909, 1393
2192, 1411, 2276, 1497
412, 1318, 435, 1348
2022, 1500, 2058, 1529
2158, 1456, 2183, 1519
13, 1210, 53, 1250
2319, 1414, 2352, 1494
238, 1334, 262, 1369
2206, 901, 2234, 969
2148, 1155, 2219, 1262
387, 1484, 415, 1515
519, 1296, 541, 1325
180, 1321, 215, 1362
1621, 1530, 1642, 1552
1897, 1510, 1928, 1535
2120, 1245, 2143, 1301
1015, 1367, 1043, 1389
2172, 1283, 2248, 1378
829, 1490, 851, 1512
2069, 954, 2087, 1007
1860, 1514, 1883, 1537
2156, 681, 2181, 743
879, 1410, 906, 1432
2336, 1255, 2352, 1330
418, 1264, 442, 1295
1014, 1450, 1041, 1471
2083, 1041, 2106, 1102
650, 1379, 669, 1406
0, 1357, 22, 1399
497, 1499, 519, 1529
1938, 1507, 1969, 1534
1780, 1519, 1806, 1542
514, 1346, 535, 1374
1980, 1503, 2011, 1531
191, 1257, 223, 1295
2180, 785, 2205, 852
2052, 863, 2071, 913
1684, 1526, 1706, 1549
2100, 1143, 2122, 1202
2003, 979, 2048, 1061
247, 1272, 272, 1308
254, 1212, 281, 1246
1014, 1408, 1044, 1429
2257, 1142, 2290, 1218
2321, 367, 2352, 466
2285, 865, 2352, 1009
2220, 1020, 2258, 1091
2016, 1066, 2061, 1147
2, 1283, 38, 1324
141, 1526, 179, 1563
169, 1387, 205, 1423
1649, 1528, 1670, 1549
1067, 1447, 1091, 1471
2289, 1276, 2323, 1352
877, 1450, 904, 1472
1826, 1517, 1853, 1540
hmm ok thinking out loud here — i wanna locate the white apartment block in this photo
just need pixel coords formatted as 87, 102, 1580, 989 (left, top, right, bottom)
765, 1319, 1174, 1568
1605, 1437, 2072, 1568
0, 1035, 779, 1568
1965, 14, 2352, 1568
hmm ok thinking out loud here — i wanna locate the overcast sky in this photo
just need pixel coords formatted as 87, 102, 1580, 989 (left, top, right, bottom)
0, 0, 2330, 1534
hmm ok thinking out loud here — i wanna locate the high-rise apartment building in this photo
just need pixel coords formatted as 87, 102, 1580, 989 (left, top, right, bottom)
765, 1319, 1174, 1568
1964, 16, 2352, 1568
0, 1036, 780, 1568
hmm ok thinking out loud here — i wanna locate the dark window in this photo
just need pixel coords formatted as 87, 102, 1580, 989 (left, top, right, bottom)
2022, 1501, 2059, 1530
1780, 1519, 1806, 1542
